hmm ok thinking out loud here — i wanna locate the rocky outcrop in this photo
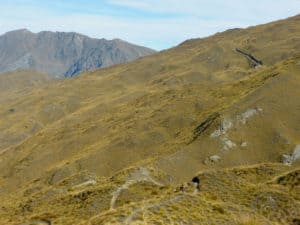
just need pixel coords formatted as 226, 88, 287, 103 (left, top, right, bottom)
210, 108, 263, 152
204, 155, 221, 164
282, 145, 300, 165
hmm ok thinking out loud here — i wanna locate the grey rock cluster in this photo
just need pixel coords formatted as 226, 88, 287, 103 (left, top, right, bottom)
204, 155, 221, 164
282, 145, 300, 165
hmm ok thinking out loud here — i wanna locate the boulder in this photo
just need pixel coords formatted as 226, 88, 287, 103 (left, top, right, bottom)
209, 155, 221, 163
282, 145, 300, 165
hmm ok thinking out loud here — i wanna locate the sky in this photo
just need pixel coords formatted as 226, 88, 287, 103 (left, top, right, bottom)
0, 0, 300, 50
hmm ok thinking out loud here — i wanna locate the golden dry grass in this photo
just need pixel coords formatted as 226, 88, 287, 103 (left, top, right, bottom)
0, 14, 300, 225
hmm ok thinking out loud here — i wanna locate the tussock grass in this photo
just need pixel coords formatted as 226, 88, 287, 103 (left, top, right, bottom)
1, 15, 300, 225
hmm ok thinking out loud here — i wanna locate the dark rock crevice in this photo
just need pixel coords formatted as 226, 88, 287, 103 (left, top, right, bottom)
190, 112, 220, 144
235, 48, 263, 68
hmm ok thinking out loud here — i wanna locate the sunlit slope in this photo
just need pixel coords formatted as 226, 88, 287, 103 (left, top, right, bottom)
0, 70, 55, 151
155, 56, 300, 182
1, 163, 299, 225
0, 16, 299, 156
0, 69, 52, 105
0, 14, 300, 225
0, 14, 299, 154
0, 70, 51, 92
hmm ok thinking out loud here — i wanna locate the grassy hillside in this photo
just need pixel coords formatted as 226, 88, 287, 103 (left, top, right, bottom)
0, 69, 53, 105
0, 15, 300, 225
0, 70, 55, 151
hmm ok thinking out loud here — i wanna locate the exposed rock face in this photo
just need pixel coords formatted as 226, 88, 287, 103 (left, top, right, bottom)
210, 108, 263, 152
283, 145, 300, 165
209, 155, 221, 163
241, 142, 248, 147
0, 29, 156, 77
294, 145, 300, 161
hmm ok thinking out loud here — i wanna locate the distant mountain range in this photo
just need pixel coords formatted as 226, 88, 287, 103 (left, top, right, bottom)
0, 29, 156, 77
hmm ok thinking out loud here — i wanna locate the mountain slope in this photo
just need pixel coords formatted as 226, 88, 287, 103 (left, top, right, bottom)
0, 69, 52, 94
0, 29, 156, 77
0, 15, 300, 225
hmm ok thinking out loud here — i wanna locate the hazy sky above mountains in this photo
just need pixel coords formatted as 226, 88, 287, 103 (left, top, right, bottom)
1, 0, 300, 50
